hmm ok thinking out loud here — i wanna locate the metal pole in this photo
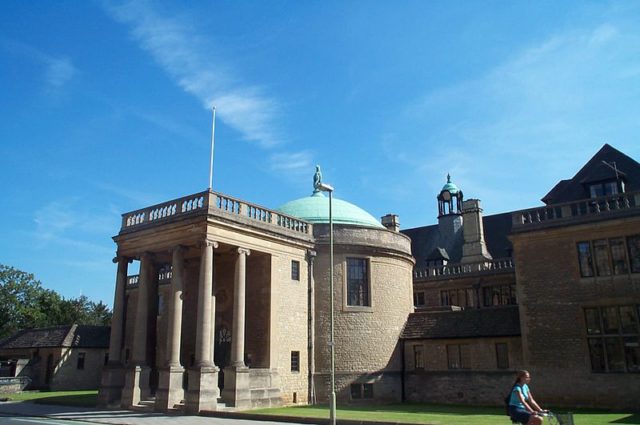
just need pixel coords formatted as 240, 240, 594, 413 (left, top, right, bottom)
329, 190, 336, 425
208, 106, 216, 190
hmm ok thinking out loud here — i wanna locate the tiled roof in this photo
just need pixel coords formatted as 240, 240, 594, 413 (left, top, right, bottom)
402, 212, 513, 266
401, 306, 521, 340
0, 325, 110, 349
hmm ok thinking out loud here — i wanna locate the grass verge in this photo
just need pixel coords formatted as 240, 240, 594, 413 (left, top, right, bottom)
2, 390, 98, 407
249, 403, 640, 425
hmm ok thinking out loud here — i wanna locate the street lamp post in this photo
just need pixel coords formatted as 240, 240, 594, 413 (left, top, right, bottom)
318, 182, 336, 425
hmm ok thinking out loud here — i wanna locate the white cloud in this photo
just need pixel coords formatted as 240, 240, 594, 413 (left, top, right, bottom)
104, 0, 282, 147
269, 150, 313, 173
391, 21, 640, 213
0, 39, 76, 91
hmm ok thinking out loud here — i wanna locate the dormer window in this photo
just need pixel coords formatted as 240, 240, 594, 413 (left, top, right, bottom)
589, 180, 623, 198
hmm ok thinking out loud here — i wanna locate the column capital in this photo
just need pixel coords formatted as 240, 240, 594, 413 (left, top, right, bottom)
307, 250, 317, 261
202, 240, 219, 249
237, 247, 251, 256
139, 251, 155, 262
173, 244, 188, 254
113, 255, 132, 264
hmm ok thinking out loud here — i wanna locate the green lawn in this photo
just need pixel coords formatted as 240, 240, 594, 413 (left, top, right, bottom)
249, 404, 640, 425
3, 390, 98, 407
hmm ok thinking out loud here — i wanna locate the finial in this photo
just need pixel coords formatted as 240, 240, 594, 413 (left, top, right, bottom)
447, 173, 451, 183
313, 165, 323, 194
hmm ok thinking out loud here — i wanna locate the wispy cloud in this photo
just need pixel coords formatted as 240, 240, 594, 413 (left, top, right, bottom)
33, 199, 118, 254
389, 21, 640, 212
103, 0, 283, 148
269, 150, 313, 173
0, 38, 76, 91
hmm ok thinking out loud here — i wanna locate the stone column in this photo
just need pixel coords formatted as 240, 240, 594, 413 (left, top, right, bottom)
231, 247, 250, 367
156, 246, 186, 411
98, 255, 129, 407
223, 247, 251, 409
121, 253, 153, 408
307, 250, 317, 405
186, 240, 219, 414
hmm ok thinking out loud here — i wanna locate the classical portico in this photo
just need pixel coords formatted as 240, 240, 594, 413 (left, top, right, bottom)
99, 191, 314, 412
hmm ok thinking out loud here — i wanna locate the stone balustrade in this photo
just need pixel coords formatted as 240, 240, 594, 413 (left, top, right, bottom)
121, 190, 311, 235
414, 257, 514, 279
512, 191, 640, 229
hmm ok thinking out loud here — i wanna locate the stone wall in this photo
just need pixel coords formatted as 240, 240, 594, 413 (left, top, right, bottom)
313, 224, 414, 403
51, 347, 107, 390
512, 215, 640, 409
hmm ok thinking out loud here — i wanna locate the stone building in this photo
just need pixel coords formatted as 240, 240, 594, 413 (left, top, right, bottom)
99, 144, 639, 412
401, 144, 640, 409
98, 173, 414, 412
0, 325, 109, 390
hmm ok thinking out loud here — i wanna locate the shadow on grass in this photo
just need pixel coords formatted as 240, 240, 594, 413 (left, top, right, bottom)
32, 394, 97, 407
611, 414, 640, 424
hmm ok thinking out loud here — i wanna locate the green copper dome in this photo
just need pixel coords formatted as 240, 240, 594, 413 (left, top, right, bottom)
441, 173, 459, 194
276, 166, 384, 228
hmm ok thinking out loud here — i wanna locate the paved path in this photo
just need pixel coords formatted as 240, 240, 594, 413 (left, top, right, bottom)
0, 402, 313, 425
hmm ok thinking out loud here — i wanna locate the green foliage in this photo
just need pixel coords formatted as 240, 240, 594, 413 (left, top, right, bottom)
0, 264, 111, 339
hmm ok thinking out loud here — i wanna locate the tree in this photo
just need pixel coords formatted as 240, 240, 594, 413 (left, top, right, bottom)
0, 264, 112, 339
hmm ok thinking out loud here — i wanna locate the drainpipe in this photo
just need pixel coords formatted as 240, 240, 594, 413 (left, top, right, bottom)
307, 249, 317, 404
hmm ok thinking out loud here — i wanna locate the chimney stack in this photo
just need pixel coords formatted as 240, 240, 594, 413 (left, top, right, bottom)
381, 214, 400, 232
460, 199, 492, 263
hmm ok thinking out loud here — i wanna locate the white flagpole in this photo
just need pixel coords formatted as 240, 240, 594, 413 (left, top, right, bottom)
209, 106, 216, 190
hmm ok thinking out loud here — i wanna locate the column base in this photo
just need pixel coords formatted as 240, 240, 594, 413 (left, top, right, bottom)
120, 365, 151, 408
185, 366, 219, 414
155, 366, 185, 412
97, 363, 125, 407
222, 366, 251, 409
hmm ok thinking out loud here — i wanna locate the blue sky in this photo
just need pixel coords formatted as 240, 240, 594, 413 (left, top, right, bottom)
2, 1, 640, 306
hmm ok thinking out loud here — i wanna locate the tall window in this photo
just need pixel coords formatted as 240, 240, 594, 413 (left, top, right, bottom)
413, 345, 424, 369
496, 343, 509, 369
290, 351, 300, 372
414, 291, 425, 307
585, 305, 639, 373
629, 235, 640, 273
482, 284, 517, 307
577, 235, 639, 277
291, 260, 300, 281
77, 352, 86, 370
347, 258, 369, 306
441, 288, 477, 308
447, 344, 470, 369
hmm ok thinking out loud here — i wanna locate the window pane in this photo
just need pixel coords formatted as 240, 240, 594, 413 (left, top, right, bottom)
363, 383, 374, 398
588, 338, 605, 372
577, 242, 594, 277
466, 289, 476, 308
450, 290, 458, 306
441, 291, 449, 306
584, 308, 602, 335
414, 345, 424, 369
496, 343, 509, 369
350, 384, 362, 399
590, 184, 604, 198
619, 306, 638, 334
459, 344, 471, 369
347, 258, 369, 306
623, 337, 640, 373
604, 181, 618, 196
627, 235, 640, 273
291, 260, 300, 281
593, 239, 612, 276
291, 351, 300, 372
509, 284, 517, 305
447, 345, 460, 369
609, 238, 628, 275
602, 307, 620, 334
605, 337, 626, 372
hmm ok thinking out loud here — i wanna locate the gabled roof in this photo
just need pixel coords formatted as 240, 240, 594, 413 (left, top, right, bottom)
542, 144, 640, 204
0, 325, 110, 350
401, 306, 521, 340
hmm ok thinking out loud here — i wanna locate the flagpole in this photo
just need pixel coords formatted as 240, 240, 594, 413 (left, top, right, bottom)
209, 106, 216, 191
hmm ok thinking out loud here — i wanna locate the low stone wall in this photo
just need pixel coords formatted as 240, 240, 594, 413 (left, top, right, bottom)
0, 377, 31, 393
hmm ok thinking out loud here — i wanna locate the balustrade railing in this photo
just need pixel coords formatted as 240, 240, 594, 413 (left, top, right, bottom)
121, 190, 311, 235
414, 257, 514, 279
512, 191, 640, 228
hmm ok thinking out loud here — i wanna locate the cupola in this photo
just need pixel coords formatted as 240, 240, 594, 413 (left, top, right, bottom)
437, 174, 463, 217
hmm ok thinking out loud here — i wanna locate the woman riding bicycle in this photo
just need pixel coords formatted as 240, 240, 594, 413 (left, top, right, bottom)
508, 370, 547, 425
